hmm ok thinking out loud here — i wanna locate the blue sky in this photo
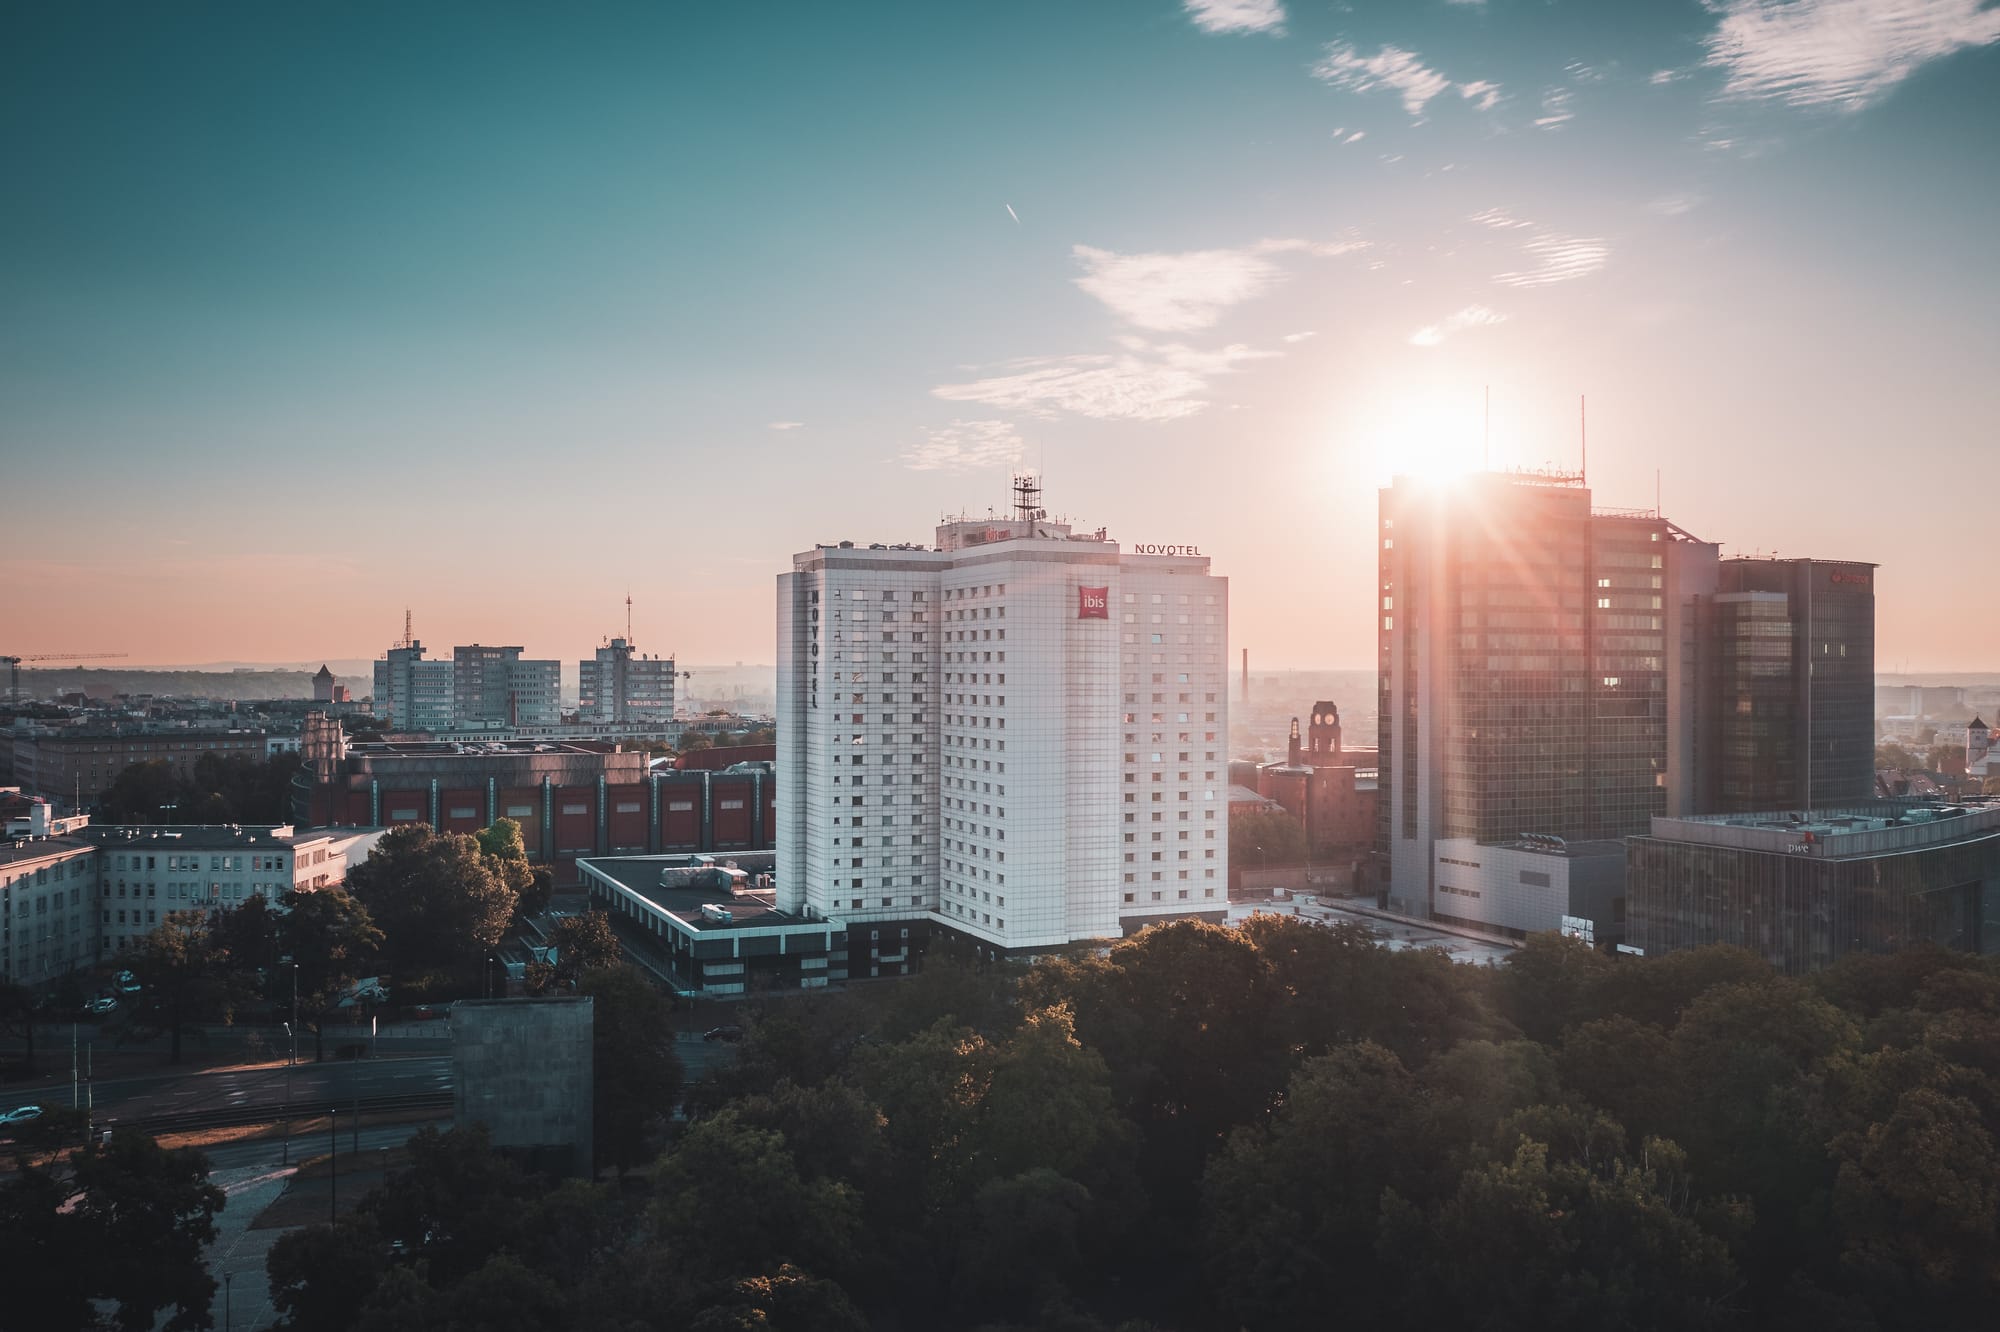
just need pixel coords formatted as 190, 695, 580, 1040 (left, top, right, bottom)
4, 0, 1997, 669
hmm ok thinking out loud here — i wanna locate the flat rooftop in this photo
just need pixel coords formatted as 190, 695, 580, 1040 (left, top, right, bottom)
579, 856, 796, 930
1647, 801, 2000, 859
351, 739, 624, 757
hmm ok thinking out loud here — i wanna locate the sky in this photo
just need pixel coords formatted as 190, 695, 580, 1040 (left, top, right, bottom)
3, 0, 1997, 671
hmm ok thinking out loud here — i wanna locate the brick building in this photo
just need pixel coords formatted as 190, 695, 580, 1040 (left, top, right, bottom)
296, 737, 773, 885
1251, 703, 1379, 854
2, 727, 273, 806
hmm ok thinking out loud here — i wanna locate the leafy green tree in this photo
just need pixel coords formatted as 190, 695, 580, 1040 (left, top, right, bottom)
579, 966, 683, 1174
648, 1110, 863, 1283
344, 824, 519, 980
0, 979, 41, 1073
359, 1125, 541, 1287
1494, 931, 1615, 1044
1229, 809, 1307, 870
96, 760, 183, 823
548, 911, 622, 986
476, 817, 528, 862
69, 1130, 227, 1332
266, 1214, 389, 1332
1202, 1042, 1427, 1331
1380, 1137, 1745, 1332
279, 885, 384, 1060
128, 909, 249, 1063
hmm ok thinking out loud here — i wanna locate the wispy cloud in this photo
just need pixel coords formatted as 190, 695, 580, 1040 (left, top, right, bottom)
902, 420, 1025, 471
1534, 86, 1575, 128
768, 421, 804, 431
1071, 236, 1365, 332
1184, 0, 1286, 35
1473, 208, 1609, 287
1702, 0, 2000, 111
1409, 304, 1506, 347
933, 340, 1277, 422
1282, 330, 1318, 343
1650, 67, 1690, 85
1459, 80, 1504, 111
1647, 192, 1705, 216
1313, 42, 1501, 119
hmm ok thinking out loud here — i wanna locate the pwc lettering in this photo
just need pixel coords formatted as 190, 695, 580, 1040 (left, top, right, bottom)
1131, 543, 1202, 556
1078, 586, 1109, 619
1828, 571, 1871, 587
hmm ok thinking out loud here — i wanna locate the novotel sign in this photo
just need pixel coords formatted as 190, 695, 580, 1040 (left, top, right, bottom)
1131, 543, 1203, 556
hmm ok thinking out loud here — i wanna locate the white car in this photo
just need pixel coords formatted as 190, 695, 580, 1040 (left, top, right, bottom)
0, 1105, 42, 1126
84, 997, 119, 1015
115, 970, 142, 994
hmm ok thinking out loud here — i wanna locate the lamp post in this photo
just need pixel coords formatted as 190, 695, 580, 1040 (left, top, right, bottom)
280, 1021, 292, 1166
329, 1108, 338, 1223
223, 1272, 232, 1331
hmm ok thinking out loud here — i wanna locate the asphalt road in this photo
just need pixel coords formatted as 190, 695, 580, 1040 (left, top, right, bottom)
7, 1028, 736, 1135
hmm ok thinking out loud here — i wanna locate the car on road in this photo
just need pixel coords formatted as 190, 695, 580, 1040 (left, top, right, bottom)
702, 1025, 744, 1043
83, 997, 119, 1016
114, 970, 142, 994
1, 1105, 43, 1126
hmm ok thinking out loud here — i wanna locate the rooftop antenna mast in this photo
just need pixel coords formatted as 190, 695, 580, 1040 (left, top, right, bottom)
400, 609, 413, 650
1579, 394, 1587, 485
1012, 473, 1045, 525
626, 592, 633, 643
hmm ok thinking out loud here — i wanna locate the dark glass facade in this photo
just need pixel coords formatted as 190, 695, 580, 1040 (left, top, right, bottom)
1705, 559, 1876, 813
1629, 820, 2000, 976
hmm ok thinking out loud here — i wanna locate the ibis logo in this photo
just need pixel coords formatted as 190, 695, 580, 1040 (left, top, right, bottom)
1078, 586, 1109, 619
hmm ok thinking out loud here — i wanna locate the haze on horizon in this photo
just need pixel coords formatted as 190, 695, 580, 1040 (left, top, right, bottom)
4, 1, 1997, 672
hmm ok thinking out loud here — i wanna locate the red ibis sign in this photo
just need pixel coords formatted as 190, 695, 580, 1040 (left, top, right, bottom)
1078, 586, 1109, 619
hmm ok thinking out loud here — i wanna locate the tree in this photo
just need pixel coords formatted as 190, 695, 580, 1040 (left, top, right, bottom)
548, 912, 622, 987
0, 979, 40, 1074
128, 910, 247, 1063
1494, 931, 1615, 1045
278, 886, 384, 1061
66, 1131, 227, 1331
1380, 1137, 1744, 1331
266, 1214, 389, 1332
476, 817, 528, 863
579, 966, 683, 1174
648, 1111, 863, 1283
1228, 809, 1307, 870
344, 824, 519, 980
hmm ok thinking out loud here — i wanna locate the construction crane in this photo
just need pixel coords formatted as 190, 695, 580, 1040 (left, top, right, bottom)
1, 652, 129, 703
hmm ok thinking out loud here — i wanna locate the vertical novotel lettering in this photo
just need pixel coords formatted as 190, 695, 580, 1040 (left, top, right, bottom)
1078, 586, 1109, 619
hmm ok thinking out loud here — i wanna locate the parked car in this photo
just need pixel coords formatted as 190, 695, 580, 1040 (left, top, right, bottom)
114, 970, 142, 994
702, 1025, 745, 1043
1, 1105, 43, 1126
83, 997, 119, 1016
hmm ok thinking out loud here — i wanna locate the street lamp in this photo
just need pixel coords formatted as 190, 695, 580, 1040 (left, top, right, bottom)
280, 1021, 292, 1166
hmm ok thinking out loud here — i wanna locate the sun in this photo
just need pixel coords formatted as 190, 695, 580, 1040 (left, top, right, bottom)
1371, 399, 1484, 484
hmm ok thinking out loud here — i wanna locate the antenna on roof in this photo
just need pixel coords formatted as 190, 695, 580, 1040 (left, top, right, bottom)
1579, 394, 1587, 485
400, 609, 413, 650
626, 591, 633, 643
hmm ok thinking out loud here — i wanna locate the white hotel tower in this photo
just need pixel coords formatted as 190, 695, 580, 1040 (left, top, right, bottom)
776, 478, 1229, 953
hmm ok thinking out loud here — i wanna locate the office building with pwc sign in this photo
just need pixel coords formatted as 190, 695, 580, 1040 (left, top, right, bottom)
777, 477, 1229, 958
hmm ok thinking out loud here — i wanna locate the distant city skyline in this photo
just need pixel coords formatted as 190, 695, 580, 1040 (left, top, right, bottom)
5, 1, 1998, 669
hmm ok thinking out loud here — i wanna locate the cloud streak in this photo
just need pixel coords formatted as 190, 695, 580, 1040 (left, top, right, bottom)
1702, 0, 2000, 110
1313, 42, 1502, 119
902, 420, 1026, 471
1184, 0, 1286, 35
933, 341, 1277, 422
1409, 304, 1506, 347
1473, 208, 1609, 287
1071, 236, 1366, 332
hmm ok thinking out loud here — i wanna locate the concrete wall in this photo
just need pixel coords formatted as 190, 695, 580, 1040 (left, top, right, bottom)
452, 997, 594, 1176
